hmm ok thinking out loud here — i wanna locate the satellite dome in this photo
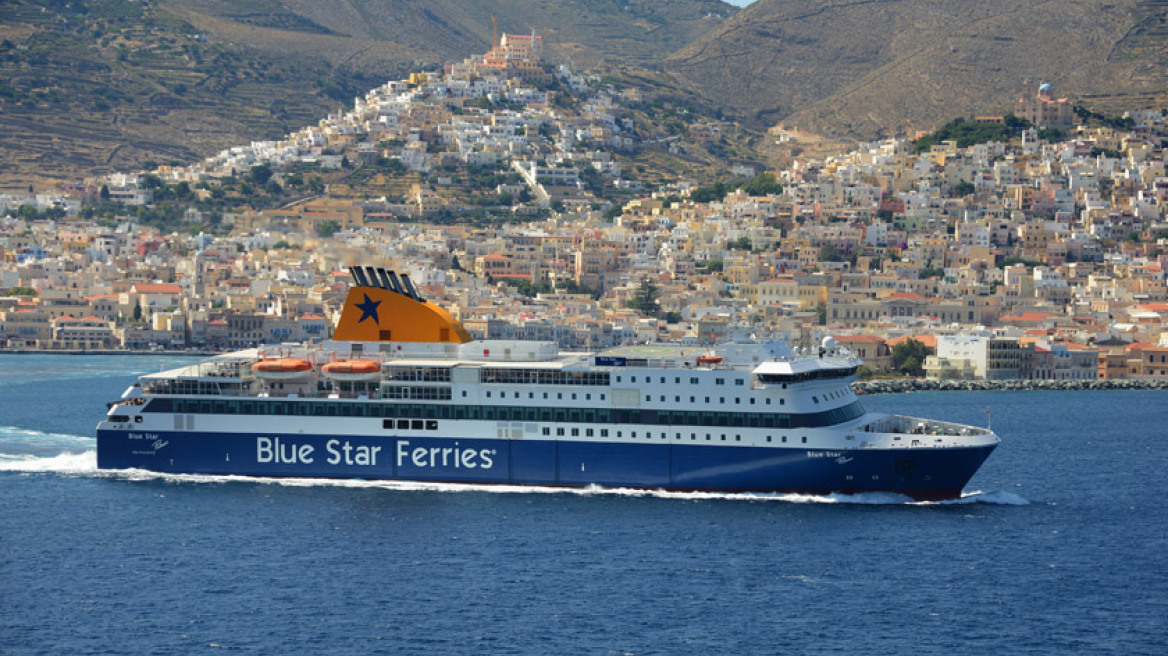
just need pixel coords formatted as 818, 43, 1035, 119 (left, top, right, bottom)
1039, 83, 1053, 91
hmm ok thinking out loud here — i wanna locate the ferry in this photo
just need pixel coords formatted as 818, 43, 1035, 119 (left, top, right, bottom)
96, 267, 999, 500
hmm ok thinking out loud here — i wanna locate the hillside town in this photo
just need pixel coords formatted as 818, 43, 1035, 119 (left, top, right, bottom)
3, 38, 1168, 383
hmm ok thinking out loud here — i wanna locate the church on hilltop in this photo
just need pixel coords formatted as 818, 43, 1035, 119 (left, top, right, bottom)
1016, 83, 1074, 130
446, 24, 550, 85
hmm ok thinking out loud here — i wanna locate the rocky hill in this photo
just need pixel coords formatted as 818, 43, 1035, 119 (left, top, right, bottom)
666, 0, 1168, 137
0, 0, 731, 187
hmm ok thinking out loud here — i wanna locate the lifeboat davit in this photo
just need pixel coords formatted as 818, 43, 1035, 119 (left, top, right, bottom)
251, 358, 313, 380
696, 355, 723, 365
321, 360, 382, 382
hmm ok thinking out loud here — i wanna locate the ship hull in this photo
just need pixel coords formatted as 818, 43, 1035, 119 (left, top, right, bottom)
96, 428, 995, 501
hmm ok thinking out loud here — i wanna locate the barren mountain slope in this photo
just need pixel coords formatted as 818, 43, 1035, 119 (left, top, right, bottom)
667, 0, 1168, 136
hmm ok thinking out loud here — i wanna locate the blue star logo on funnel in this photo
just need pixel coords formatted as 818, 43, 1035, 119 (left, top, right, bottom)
355, 294, 381, 324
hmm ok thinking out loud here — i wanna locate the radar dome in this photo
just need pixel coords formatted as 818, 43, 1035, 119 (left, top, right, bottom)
821, 336, 836, 353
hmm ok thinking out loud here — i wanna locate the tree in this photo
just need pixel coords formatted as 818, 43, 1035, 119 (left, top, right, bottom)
248, 164, 273, 186
740, 172, 782, 197
950, 181, 975, 197
132, 304, 142, 322
818, 243, 844, 262
690, 181, 733, 203
316, 219, 342, 238
892, 339, 929, 376
626, 281, 661, 317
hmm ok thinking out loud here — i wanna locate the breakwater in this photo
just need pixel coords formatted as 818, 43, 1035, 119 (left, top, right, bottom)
852, 378, 1168, 394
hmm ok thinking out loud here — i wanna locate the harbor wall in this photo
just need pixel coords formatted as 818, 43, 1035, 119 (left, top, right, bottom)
852, 378, 1168, 394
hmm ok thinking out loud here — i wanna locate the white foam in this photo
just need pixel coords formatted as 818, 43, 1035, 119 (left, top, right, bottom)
0, 450, 97, 474
933, 490, 1030, 506
0, 425, 95, 446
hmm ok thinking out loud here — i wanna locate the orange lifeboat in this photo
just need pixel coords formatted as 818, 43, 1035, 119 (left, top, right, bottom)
251, 358, 313, 380
696, 355, 723, 365
321, 360, 382, 381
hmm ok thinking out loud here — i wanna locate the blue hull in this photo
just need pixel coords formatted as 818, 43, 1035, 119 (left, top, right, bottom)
96, 429, 995, 501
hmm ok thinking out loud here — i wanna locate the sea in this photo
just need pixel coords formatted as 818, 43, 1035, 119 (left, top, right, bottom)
1, 354, 1165, 656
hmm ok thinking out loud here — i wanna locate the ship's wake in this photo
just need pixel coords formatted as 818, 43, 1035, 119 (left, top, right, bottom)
0, 426, 96, 472
0, 442, 1027, 506
0, 449, 97, 474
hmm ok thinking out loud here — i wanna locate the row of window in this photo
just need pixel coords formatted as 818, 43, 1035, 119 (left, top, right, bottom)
143, 366, 856, 397
484, 390, 605, 402
143, 380, 252, 396
757, 367, 858, 384
383, 366, 452, 382
145, 398, 866, 428
537, 426, 810, 445
613, 375, 746, 386
382, 386, 453, 400
480, 368, 610, 386
474, 385, 840, 406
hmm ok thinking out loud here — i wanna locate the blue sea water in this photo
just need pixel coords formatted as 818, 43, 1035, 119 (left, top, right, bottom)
0, 355, 1165, 655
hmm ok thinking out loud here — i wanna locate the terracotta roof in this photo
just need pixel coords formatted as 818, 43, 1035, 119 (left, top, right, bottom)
1020, 312, 1051, 321
833, 334, 885, 343
886, 334, 937, 349
1126, 342, 1166, 351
